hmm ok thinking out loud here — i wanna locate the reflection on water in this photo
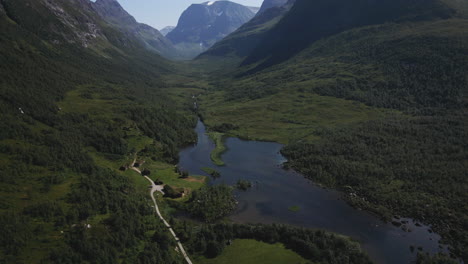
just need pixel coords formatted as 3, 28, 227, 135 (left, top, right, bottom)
178, 120, 449, 264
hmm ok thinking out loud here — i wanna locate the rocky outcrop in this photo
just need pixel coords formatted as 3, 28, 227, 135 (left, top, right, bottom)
92, 0, 137, 26
38, 0, 106, 47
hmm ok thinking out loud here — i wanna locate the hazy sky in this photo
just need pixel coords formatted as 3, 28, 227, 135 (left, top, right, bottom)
115, 0, 264, 30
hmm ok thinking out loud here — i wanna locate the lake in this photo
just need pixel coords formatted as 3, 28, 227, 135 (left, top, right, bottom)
178, 120, 449, 264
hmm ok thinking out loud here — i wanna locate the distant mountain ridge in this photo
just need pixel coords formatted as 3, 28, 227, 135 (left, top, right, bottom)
257, 0, 289, 14
160, 26, 175, 36
167, 0, 257, 58
92, 0, 177, 58
198, 0, 295, 60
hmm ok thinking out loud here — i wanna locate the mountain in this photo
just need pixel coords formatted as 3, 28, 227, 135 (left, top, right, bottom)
242, 0, 460, 71
160, 26, 175, 36
166, 0, 257, 58
257, 0, 289, 14
92, 0, 178, 58
0, 0, 177, 58
198, 0, 295, 61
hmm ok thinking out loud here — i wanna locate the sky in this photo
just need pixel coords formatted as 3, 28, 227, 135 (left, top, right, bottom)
116, 0, 264, 30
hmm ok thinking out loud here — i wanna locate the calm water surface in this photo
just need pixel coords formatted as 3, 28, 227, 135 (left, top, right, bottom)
178, 120, 449, 264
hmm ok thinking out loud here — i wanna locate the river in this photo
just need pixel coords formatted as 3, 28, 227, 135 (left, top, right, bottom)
178, 120, 449, 264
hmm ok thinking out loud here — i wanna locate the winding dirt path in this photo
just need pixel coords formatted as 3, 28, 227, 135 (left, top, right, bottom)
131, 157, 193, 264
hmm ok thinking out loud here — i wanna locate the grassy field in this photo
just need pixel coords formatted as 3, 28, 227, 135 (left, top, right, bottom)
200, 89, 391, 144
142, 161, 206, 199
207, 132, 227, 166
195, 239, 309, 264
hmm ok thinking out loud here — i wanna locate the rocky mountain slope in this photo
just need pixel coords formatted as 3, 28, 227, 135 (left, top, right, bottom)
92, 0, 178, 58
198, 0, 295, 61
167, 0, 257, 58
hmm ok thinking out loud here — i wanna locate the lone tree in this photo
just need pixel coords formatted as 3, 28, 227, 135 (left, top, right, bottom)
181, 171, 189, 179
163, 185, 182, 199
142, 168, 151, 176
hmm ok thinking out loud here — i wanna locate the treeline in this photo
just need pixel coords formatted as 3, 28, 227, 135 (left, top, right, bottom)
173, 222, 371, 263
416, 252, 459, 264
185, 185, 237, 222
282, 112, 468, 261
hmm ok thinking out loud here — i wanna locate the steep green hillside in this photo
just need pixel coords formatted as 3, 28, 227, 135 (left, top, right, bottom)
0, 1, 196, 263
242, 0, 460, 73
222, 19, 468, 110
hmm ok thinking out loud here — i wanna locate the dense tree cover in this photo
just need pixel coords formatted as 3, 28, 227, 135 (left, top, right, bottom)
0, 213, 32, 258
125, 106, 196, 163
173, 222, 371, 263
42, 168, 183, 264
0, 4, 195, 263
310, 31, 468, 110
0, 102, 190, 262
282, 112, 468, 261
186, 185, 237, 222
416, 252, 459, 264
